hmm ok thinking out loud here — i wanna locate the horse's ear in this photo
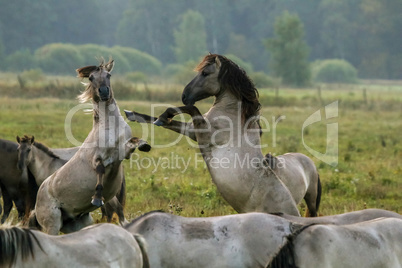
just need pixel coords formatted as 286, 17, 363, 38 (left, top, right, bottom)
105, 60, 114, 73
16, 136, 21, 144
76, 65, 98, 78
215, 56, 221, 69
31, 136, 35, 143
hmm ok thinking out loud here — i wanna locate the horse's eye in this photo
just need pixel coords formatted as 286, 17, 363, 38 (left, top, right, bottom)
107, 73, 111, 79
201, 71, 208, 77
89, 75, 94, 82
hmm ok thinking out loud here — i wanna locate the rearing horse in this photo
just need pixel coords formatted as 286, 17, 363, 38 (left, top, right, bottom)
31, 59, 150, 234
126, 54, 321, 216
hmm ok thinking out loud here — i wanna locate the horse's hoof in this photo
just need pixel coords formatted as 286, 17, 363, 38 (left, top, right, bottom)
138, 143, 151, 152
153, 119, 165, 126
91, 198, 104, 208
124, 110, 136, 122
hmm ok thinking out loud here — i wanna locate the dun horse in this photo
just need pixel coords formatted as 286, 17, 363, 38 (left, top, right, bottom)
0, 138, 32, 223
17, 135, 127, 224
0, 223, 149, 267
30, 59, 150, 234
125, 54, 321, 216
125, 211, 303, 268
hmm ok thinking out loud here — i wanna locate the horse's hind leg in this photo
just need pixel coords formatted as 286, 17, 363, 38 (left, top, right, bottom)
91, 159, 105, 207
37, 203, 62, 235
103, 196, 126, 225
61, 213, 93, 234
0, 187, 13, 223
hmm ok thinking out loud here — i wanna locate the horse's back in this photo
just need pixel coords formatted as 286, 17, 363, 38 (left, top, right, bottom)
126, 211, 295, 268
294, 218, 402, 268
275, 208, 402, 225
11, 224, 143, 267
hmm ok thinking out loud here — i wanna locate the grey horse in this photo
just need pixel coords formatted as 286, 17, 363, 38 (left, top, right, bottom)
29, 59, 150, 234
126, 54, 322, 216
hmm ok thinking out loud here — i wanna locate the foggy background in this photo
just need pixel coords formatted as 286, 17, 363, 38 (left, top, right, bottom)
0, 0, 401, 80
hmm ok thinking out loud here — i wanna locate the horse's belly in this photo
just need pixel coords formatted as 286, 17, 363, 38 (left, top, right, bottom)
48, 163, 122, 215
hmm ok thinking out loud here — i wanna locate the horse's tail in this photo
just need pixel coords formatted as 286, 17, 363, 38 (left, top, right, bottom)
0, 227, 43, 267
267, 223, 315, 268
315, 174, 322, 213
304, 173, 322, 217
134, 234, 150, 268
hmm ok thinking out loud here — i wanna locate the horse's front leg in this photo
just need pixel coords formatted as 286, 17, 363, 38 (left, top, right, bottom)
91, 159, 105, 207
125, 109, 196, 141
154, 105, 204, 126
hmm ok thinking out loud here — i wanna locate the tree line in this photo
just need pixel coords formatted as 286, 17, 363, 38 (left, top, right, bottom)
0, 0, 400, 80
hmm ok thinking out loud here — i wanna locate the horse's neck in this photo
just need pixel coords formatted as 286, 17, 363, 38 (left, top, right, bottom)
88, 99, 131, 159
200, 92, 261, 149
30, 147, 65, 183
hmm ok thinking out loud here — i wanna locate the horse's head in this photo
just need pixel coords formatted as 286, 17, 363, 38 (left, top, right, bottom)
182, 54, 222, 106
182, 53, 261, 123
16, 135, 34, 171
76, 59, 114, 103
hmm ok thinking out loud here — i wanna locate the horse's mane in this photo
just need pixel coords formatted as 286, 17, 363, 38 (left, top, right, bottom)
33, 142, 60, 159
124, 210, 165, 229
267, 223, 315, 268
0, 227, 43, 267
19, 135, 60, 160
196, 54, 261, 122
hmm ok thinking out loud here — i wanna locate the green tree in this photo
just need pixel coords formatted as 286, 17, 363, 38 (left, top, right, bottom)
265, 11, 311, 87
173, 10, 207, 63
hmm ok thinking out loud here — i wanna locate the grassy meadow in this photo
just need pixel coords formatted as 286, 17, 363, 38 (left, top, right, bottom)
0, 76, 401, 223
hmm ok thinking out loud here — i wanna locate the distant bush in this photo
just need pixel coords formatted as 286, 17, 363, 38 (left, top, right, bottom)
34, 43, 84, 75
312, 59, 358, 84
165, 61, 197, 85
19, 68, 45, 82
77, 44, 131, 74
250, 72, 280, 88
111, 46, 162, 75
125, 71, 147, 83
4, 49, 36, 71
32, 43, 162, 76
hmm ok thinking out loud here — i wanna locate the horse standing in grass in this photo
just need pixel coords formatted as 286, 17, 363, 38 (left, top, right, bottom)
0, 223, 149, 268
0, 138, 33, 223
17, 135, 128, 224
30, 59, 150, 234
125, 54, 321, 216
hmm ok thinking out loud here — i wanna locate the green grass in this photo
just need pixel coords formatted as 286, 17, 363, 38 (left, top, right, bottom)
1, 81, 401, 223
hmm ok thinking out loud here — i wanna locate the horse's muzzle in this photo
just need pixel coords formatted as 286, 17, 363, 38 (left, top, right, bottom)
99, 86, 110, 101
